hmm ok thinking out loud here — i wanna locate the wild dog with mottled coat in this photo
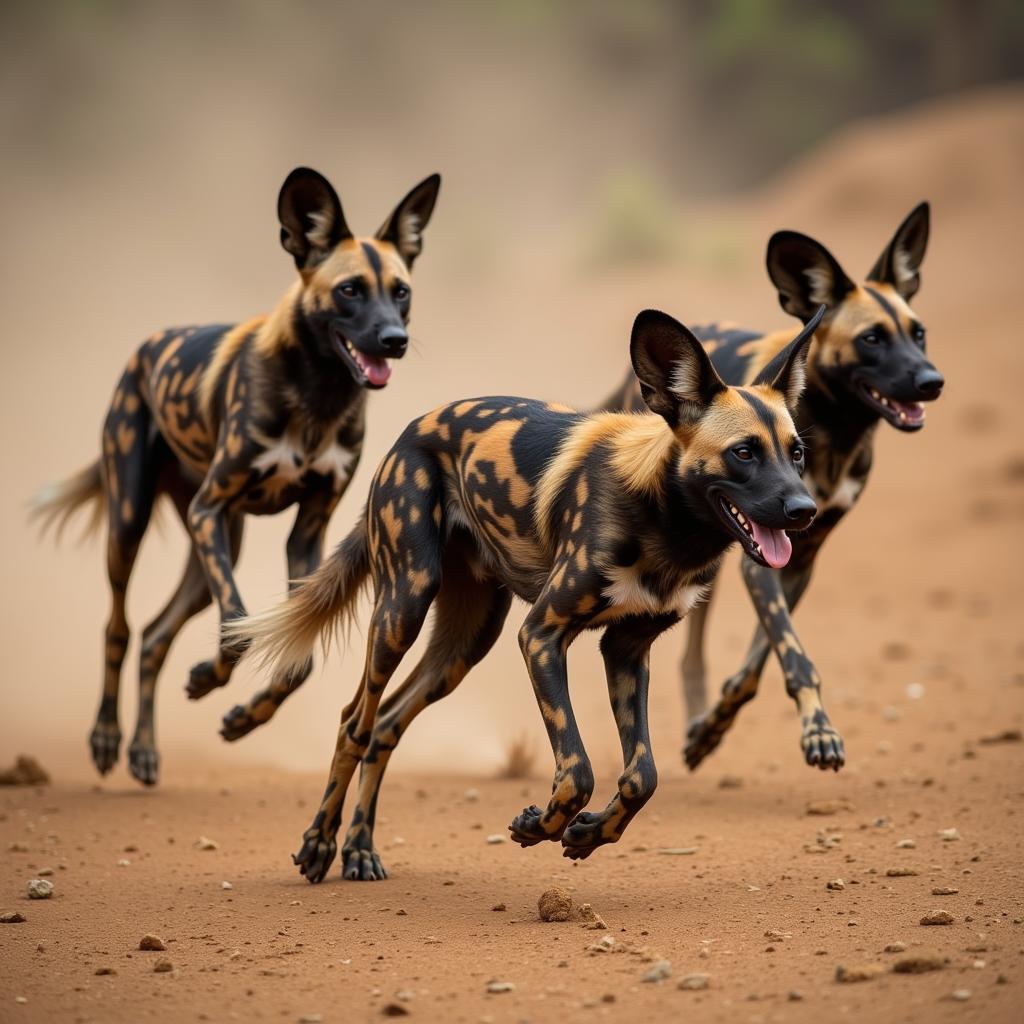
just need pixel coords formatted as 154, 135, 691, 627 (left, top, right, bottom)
603, 204, 944, 772
229, 307, 822, 882
33, 167, 441, 785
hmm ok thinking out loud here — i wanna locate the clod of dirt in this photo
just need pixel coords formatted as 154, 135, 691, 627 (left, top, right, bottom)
578, 903, 607, 930
382, 1004, 410, 1017
94, 966, 117, 976
678, 973, 710, 991
139, 934, 166, 951
807, 799, 854, 816
491, 903, 506, 912
826, 879, 845, 891
978, 729, 1022, 745
884, 942, 907, 953
893, 955, 946, 973
886, 868, 919, 877
641, 960, 671, 982
27, 879, 53, 900
718, 775, 744, 789
0, 755, 50, 786
587, 935, 616, 953
486, 981, 515, 994
932, 886, 959, 895
835, 963, 885, 983
37, 868, 54, 877
1, 911, 27, 923
196, 836, 219, 851
920, 910, 955, 926
8, 842, 29, 853
153, 959, 173, 973
538, 887, 573, 922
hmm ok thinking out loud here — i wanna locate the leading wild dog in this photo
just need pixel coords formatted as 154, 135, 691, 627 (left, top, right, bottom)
229, 307, 822, 882
33, 167, 441, 785
604, 203, 944, 772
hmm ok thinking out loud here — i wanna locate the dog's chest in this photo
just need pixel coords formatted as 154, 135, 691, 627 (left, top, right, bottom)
252, 433, 357, 489
602, 564, 709, 619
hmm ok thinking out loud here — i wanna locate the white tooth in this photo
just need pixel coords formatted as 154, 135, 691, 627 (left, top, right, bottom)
871, 388, 880, 398
881, 397, 890, 407
899, 412, 907, 422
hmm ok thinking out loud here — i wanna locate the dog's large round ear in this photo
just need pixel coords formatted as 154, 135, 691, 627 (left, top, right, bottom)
752, 304, 824, 412
278, 167, 353, 271
630, 310, 726, 428
376, 173, 442, 268
867, 201, 929, 301
767, 230, 854, 323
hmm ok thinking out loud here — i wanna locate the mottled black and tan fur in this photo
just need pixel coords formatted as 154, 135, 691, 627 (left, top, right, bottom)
32, 167, 441, 785
603, 203, 944, 772
229, 308, 821, 882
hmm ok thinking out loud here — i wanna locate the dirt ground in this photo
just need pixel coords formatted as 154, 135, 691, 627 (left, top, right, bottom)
2, 85, 1023, 1022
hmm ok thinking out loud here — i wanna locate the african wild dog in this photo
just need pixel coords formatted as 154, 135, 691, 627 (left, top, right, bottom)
603, 203, 943, 772
228, 306, 822, 882
32, 167, 441, 785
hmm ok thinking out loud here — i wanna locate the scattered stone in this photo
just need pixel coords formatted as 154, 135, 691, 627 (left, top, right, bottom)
486, 981, 515, 994
884, 942, 907, 953
491, 903, 506, 912
8, 842, 29, 853
196, 836, 219, 851
764, 929, 791, 942
807, 799, 854, 816
920, 910, 955, 926
1, 912, 27, 924
951, 989, 971, 1001
978, 729, 1022, 745
658, 847, 698, 856
641, 960, 671, 983
26, 879, 53, 900
835, 963, 885, 983
221, 881, 233, 890
395, 990, 415, 1003
938, 828, 961, 842
718, 775, 743, 789
906, 682, 925, 700
139, 934, 166, 951
37, 868, 54, 877
886, 868, 919, 877
117, 859, 131, 867
0, 755, 50, 786
94, 966, 117, 976
587, 935, 616, 953
893, 955, 945, 974
538, 887, 573, 922
485, 834, 505, 845
578, 903, 607, 930
788, 990, 804, 1001
382, 1004, 410, 1017
678, 973, 710, 991
896, 839, 917, 849
298, 1015, 323, 1023
827, 879, 845, 891
464, 788, 480, 801
153, 959, 173, 973
932, 886, 959, 896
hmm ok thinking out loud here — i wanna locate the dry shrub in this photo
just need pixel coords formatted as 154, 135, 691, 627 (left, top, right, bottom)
498, 732, 537, 779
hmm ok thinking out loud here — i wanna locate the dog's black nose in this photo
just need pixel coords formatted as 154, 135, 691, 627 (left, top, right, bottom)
783, 494, 817, 526
914, 367, 944, 398
378, 326, 408, 356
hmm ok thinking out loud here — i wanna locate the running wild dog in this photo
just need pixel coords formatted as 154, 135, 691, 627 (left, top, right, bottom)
603, 203, 943, 772
229, 306, 823, 882
33, 167, 441, 785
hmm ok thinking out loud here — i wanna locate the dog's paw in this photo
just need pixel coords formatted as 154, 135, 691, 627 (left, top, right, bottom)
89, 720, 122, 776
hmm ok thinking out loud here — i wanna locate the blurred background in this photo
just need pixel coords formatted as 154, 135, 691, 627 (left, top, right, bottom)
1, 1, 1021, 786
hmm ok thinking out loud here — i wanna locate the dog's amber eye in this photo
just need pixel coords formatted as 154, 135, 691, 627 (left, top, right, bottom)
338, 283, 358, 299
733, 446, 753, 461
861, 331, 880, 346
394, 285, 410, 302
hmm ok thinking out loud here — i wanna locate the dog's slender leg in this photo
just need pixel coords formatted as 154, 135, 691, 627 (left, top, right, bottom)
90, 370, 157, 777
684, 561, 835, 769
509, 574, 593, 846
220, 491, 338, 740
562, 613, 678, 859
680, 575, 717, 720
340, 557, 512, 881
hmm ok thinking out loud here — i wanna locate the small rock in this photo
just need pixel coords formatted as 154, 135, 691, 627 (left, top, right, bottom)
978, 729, 1022, 745
641, 960, 671, 983
94, 966, 117, 976
486, 981, 515, 994
196, 836, 219, 851
464, 788, 480, 801
491, 903, 506, 912
26, 879, 53, 900
895, 839, 917, 849
906, 682, 925, 700
764, 929, 791, 942
538, 887, 573, 922
8, 842, 29, 853
153, 959, 173, 973
658, 846, 698, 856
920, 910, 955, 926
37, 868, 54, 877
221, 881, 233, 890
117, 859, 131, 867
951, 989, 971, 1001
1, 912, 27, 924
835, 963, 885, 983
395, 990, 415, 1003
298, 1016, 323, 1024
807, 799, 854, 816
382, 1004, 410, 1017
827, 879, 845, 891
139, 934, 166, 951
886, 868, 919, 877
718, 775, 743, 789
883, 942, 907, 953
485, 834, 505, 845
678, 973, 710, 991
938, 828, 961, 842
788, 990, 804, 1001
893, 955, 945, 974
931, 886, 959, 895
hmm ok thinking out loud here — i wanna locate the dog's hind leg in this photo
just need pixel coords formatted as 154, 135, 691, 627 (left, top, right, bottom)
340, 551, 512, 880
562, 612, 679, 859
90, 368, 159, 777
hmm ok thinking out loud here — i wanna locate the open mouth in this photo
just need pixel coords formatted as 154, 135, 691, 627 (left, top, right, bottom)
716, 495, 792, 569
859, 383, 926, 432
331, 326, 393, 389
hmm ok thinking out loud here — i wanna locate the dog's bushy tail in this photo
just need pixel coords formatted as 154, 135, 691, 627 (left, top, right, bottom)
31, 461, 104, 542
225, 517, 372, 681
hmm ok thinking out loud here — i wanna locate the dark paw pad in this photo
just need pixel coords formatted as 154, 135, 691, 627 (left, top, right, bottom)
341, 846, 388, 881
186, 659, 227, 701
220, 704, 260, 742
127, 744, 159, 786
508, 804, 555, 847
293, 828, 338, 885
683, 712, 729, 771
561, 811, 609, 860
802, 727, 846, 772
89, 722, 122, 776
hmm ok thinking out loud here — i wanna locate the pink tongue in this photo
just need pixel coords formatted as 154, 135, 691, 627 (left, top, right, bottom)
749, 521, 792, 569
359, 354, 392, 387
